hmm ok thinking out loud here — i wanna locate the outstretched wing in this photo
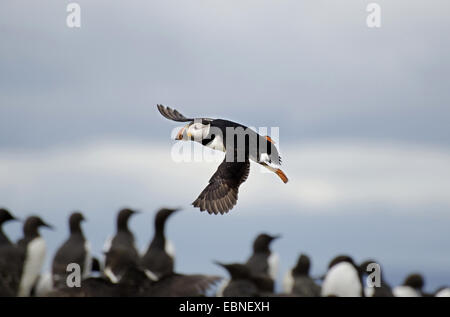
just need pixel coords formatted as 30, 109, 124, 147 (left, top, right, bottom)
156, 104, 194, 122
192, 158, 250, 214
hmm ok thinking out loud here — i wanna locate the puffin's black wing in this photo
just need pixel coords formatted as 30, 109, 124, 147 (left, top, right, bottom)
157, 104, 194, 122
192, 157, 250, 214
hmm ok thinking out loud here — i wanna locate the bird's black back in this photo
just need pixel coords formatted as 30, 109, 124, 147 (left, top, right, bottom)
106, 231, 140, 276
210, 119, 281, 165
0, 229, 12, 246
0, 244, 25, 296
223, 279, 260, 297
141, 244, 174, 279
52, 232, 87, 287
246, 252, 270, 277
0, 209, 16, 246
147, 273, 221, 297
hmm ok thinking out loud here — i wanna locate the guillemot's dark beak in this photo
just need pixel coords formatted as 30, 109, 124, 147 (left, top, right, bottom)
166, 208, 181, 217
42, 222, 54, 230
270, 234, 281, 241
213, 260, 226, 269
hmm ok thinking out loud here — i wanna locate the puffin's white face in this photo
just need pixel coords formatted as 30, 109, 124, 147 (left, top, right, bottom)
176, 121, 210, 141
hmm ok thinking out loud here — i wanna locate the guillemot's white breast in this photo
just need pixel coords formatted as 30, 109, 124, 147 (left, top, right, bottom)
321, 261, 362, 297
18, 237, 46, 297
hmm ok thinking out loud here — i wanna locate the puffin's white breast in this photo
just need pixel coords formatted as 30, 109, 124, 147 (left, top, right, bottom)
206, 134, 225, 152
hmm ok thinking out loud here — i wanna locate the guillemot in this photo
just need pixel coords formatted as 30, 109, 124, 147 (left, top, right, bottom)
0, 208, 18, 246
17, 216, 53, 297
245, 233, 280, 292
52, 212, 92, 288
141, 208, 179, 279
103, 208, 140, 283
321, 255, 363, 297
282, 254, 321, 296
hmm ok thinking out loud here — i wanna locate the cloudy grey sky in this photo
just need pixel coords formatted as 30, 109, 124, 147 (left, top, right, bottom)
1, 1, 449, 292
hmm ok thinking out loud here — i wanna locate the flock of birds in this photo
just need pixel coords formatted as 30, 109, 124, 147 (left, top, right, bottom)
1, 207, 449, 297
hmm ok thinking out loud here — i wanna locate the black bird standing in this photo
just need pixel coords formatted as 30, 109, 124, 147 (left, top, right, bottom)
141, 208, 179, 279
360, 259, 393, 297
17, 216, 53, 297
245, 233, 280, 291
0, 208, 18, 246
404, 273, 428, 296
104, 208, 140, 283
0, 207, 21, 296
157, 105, 288, 215
138, 208, 222, 296
52, 212, 92, 288
393, 273, 428, 297
283, 254, 321, 297
0, 208, 21, 296
215, 262, 273, 297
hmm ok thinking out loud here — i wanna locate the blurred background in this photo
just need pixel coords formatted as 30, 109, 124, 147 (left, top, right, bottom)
0, 1, 449, 292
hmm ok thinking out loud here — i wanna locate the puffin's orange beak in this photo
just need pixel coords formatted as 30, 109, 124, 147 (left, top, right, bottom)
275, 169, 289, 184
176, 125, 187, 140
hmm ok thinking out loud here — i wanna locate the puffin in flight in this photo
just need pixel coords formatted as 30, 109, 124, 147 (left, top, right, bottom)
157, 105, 288, 214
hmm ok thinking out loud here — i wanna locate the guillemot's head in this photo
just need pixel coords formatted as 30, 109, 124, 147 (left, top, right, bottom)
23, 216, 53, 238
0, 208, 18, 225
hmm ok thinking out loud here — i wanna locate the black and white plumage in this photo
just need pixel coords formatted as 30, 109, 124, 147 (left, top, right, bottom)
245, 233, 280, 292
434, 286, 450, 297
52, 212, 92, 288
360, 259, 393, 297
0, 208, 18, 246
17, 216, 53, 297
141, 208, 179, 279
215, 262, 273, 297
104, 208, 141, 283
157, 104, 288, 215
393, 273, 425, 297
283, 254, 321, 297
321, 255, 364, 297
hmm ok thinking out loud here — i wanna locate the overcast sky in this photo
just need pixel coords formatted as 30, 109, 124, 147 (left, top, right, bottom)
1, 1, 449, 292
